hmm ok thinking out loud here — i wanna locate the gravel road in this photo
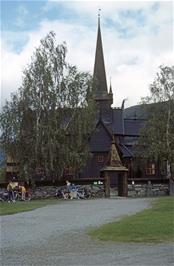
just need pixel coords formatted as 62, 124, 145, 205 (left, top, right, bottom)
1, 198, 173, 266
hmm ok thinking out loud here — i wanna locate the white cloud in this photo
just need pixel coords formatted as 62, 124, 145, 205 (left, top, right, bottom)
1, 1, 173, 109
16, 5, 29, 28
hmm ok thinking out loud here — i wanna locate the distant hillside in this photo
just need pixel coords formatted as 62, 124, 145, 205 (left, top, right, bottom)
124, 104, 148, 119
124, 101, 168, 119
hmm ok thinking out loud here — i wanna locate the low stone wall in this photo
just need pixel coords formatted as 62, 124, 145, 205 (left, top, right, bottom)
0, 183, 169, 200
128, 183, 169, 197
30, 185, 105, 199
30, 186, 57, 199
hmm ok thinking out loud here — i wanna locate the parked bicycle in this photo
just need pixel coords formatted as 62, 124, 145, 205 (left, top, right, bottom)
55, 186, 92, 200
0, 188, 31, 202
0, 191, 9, 202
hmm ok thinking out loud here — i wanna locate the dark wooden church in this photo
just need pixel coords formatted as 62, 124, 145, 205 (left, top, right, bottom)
78, 16, 166, 188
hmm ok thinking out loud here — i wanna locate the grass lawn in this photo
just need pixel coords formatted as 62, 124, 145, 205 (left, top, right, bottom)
0, 199, 60, 216
89, 197, 174, 243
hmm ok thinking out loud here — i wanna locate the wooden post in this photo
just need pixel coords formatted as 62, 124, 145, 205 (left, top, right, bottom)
104, 172, 110, 198
123, 172, 128, 197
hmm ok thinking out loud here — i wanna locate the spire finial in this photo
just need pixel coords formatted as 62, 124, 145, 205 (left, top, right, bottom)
98, 8, 101, 24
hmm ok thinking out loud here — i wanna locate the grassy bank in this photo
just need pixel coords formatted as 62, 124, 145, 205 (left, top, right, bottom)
0, 199, 60, 216
89, 197, 174, 243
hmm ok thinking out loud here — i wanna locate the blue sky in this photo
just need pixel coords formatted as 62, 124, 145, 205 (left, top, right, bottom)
1, 0, 173, 108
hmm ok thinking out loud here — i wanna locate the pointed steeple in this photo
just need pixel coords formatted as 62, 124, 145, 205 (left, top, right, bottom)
93, 11, 108, 98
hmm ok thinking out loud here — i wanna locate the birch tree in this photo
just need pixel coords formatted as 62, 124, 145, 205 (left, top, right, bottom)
0, 32, 96, 180
139, 65, 174, 193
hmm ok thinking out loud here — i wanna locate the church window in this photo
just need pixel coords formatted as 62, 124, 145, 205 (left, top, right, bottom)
97, 155, 104, 163
145, 163, 156, 175
64, 167, 74, 176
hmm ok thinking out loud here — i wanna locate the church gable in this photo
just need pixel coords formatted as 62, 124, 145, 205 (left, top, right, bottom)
89, 121, 111, 152
112, 108, 124, 135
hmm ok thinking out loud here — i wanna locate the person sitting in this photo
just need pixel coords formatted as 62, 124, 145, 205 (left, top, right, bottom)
19, 185, 26, 201
69, 183, 78, 199
71, 183, 77, 192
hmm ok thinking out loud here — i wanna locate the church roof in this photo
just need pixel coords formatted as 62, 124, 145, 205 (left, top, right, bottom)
124, 118, 146, 136
119, 143, 133, 158
112, 108, 124, 135
112, 107, 147, 136
89, 119, 112, 152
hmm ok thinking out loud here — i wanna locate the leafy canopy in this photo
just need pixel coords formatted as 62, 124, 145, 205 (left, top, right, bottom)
139, 65, 174, 177
0, 32, 96, 180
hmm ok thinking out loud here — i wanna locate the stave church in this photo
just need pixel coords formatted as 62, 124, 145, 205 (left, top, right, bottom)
76, 15, 166, 192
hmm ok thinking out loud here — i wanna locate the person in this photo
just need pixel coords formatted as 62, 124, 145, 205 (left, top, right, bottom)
64, 180, 70, 199
25, 186, 31, 201
66, 180, 71, 192
7, 181, 15, 202
71, 183, 77, 192
68, 182, 78, 200
71, 184, 78, 199
19, 185, 26, 201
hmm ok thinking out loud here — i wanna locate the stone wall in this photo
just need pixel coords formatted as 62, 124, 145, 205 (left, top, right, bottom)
30, 186, 58, 199
30, 185, 105, 199
0, 183, 169, 200
128, 183, 169, 197
27, 183, 170, 199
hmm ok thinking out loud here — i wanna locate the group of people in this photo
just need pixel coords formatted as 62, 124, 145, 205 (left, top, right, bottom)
7, 178, 28, 202
56, 180, 80, 200
62, 180, 78, 199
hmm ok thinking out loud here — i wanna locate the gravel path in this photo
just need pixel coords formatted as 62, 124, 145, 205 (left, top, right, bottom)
1, 198, 173, 266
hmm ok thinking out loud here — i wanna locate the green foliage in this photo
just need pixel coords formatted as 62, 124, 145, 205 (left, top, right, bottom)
0, 31, 96, 180
138, 65, 174, 178
89, 197, 174, 243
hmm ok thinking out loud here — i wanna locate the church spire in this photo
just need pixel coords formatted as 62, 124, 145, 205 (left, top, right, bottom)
93, 10, 108, 98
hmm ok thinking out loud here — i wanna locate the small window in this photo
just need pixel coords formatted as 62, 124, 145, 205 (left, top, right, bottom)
97, 155, 104, 163
145, 163, 155, 175
64, 167, 74, 176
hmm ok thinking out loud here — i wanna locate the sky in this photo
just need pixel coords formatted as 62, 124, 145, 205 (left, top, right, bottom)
1, 0, 173, 109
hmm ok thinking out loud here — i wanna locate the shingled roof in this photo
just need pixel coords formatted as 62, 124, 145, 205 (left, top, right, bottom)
112, 108, 124, 135
101, 137, 128, 172
124, 118, 146, 136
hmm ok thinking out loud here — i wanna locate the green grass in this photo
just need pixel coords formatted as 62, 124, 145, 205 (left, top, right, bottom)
89, 197, 174, 243
0, 199, 60, 216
